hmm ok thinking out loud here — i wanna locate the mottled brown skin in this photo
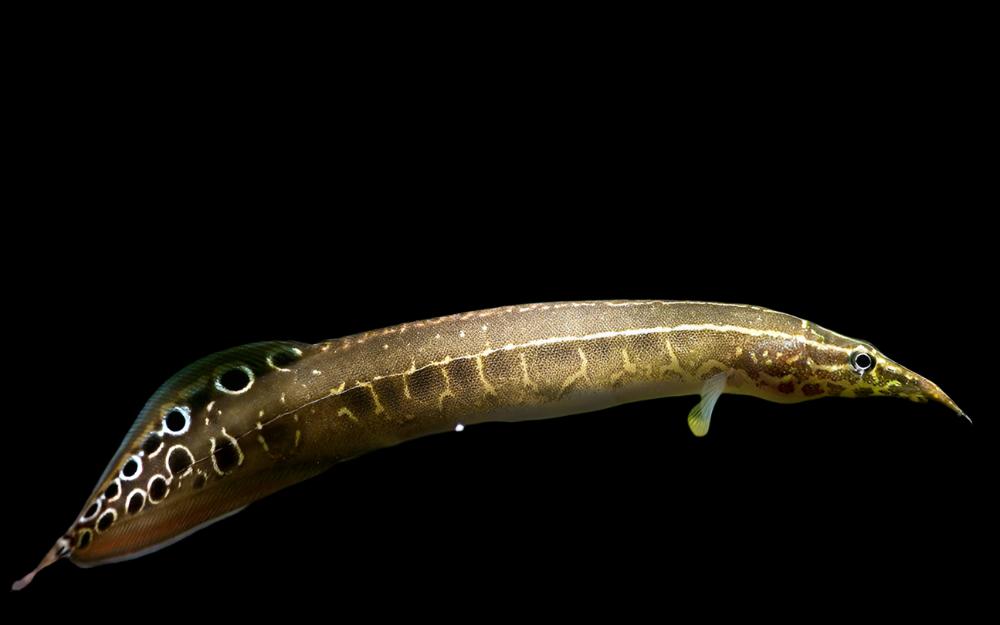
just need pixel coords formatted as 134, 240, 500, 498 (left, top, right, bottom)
18, 301, 964, 587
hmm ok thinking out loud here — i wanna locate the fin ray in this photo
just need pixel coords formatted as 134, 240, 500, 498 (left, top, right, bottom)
687, 372, 727, 437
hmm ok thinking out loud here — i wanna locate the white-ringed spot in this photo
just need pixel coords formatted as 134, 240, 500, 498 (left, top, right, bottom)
147, 474, 170, 503
215, 365, 254, 394
120, 455, 142, 481
80, 499, 102, 523
104, 478, 122, 502
209, 427, 244, 475
165, 444, 195, 479
267, 347, 303, 372
95, 509, 117, 533
162, 406, 191, 436
125, 489, 146, 515
76, 528, 93, 551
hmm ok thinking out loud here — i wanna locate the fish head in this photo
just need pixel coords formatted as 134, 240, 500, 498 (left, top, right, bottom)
804, 324, 967, 421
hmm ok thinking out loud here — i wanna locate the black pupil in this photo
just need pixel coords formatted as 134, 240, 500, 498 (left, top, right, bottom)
165, 410, 186, 432
123, 459, 138, 477
856, 353, 872, 369
219, 368, 250, 392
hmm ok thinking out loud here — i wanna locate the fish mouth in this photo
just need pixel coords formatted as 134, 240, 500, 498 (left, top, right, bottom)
914, 374, 970, 425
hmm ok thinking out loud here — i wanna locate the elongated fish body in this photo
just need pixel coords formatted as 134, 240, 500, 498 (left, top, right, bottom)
14, 300, 967, 589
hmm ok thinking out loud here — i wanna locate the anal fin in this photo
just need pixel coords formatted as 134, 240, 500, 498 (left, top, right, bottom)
687, 372, 727, 437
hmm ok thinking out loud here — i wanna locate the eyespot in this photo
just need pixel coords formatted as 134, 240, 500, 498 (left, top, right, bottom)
166, 444, 195, 478
120, 455, 143, 481
147, 475, 169, 503
267, 348, 303, 371
851, 349, 875, 373
80, 500, 101, 523
96, 509, 117, 533
126, 489, 146, 515
142, 432, 164, 455
104, 479, 121, 501
162, 406, 191, 436
215, 366, 254, 394
76, 529, 92, 550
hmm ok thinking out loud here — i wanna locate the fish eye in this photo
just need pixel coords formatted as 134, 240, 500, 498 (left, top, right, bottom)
851, 349, 875, 373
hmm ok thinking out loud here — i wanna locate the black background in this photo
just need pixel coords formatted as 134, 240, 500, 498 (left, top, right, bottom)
5, 19, 992, 620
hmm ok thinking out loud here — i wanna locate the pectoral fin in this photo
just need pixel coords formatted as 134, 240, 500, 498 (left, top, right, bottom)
687, 372, 727, 437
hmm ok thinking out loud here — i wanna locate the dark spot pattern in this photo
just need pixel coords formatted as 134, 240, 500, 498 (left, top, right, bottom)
148, 477, 168, 502
778, 381, 795, 394
219, 368, 251, 392
126, 491, 145, 514
165, 409, 187, 433
213, 438, 240, 473
270, 350, 299, 368
143, 433, 163, 454
122, 458, 139, 478
261, 420, 300, 460
104, 481, 119, 500
167, 446, 194, 476
77, 531, 91, 550
84, 502, 99, 518
827, 383, 846, 396
97, 511, 115, 532
802, 383, 824, 397
854, 387, 874, 398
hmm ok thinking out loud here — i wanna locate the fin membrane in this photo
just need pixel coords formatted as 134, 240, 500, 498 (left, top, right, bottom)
687, 372, 727, 437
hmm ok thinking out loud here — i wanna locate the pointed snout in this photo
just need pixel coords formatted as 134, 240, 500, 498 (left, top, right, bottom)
881, 358, 970, 424
916, 375, 971, 424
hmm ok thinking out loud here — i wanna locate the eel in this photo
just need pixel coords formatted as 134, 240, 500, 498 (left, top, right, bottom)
13, 300, 967, 590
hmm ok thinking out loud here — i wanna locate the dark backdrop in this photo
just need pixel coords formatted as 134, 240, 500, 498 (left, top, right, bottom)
5, 30, 990, 619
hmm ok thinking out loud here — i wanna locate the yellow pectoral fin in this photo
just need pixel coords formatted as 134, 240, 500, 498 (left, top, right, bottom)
687, 372, 727, 437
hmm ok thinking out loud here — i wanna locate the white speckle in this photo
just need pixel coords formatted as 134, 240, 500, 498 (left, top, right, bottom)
383, 344, 389, 350
256, 421, 263, 430
204, 417, 210, 425
312, 369, 322, 376
280, 392, 286, 404
206, 401, 215, 413
481, 324, 488, 331
455, 423, 465, 432
258, 409, 265, 418
459, 330, 466, 338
